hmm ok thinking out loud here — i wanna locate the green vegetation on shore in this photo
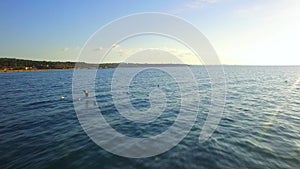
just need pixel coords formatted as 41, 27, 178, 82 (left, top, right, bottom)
0, 58, 190, 73
0, 58, 75, 70
0, 58, 119, 71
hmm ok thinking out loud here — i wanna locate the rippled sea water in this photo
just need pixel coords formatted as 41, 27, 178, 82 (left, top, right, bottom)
1, 66, 300, 169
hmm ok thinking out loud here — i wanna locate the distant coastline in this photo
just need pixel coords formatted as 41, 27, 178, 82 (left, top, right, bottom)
0, 68, 75, 74
0, 58, 190, 73
1, 58, 299, 74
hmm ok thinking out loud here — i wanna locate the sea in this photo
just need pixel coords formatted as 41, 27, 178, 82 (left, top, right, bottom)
0, 66, 300, 169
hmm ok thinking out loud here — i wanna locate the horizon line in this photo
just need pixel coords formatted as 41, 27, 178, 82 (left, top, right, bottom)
1, 57, 300, 66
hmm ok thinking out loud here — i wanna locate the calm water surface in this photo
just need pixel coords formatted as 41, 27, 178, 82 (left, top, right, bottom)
0, 66, 300, 169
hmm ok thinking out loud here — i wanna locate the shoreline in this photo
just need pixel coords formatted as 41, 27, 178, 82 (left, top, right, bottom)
2, 65, 300, 74
0, 68, 74, 74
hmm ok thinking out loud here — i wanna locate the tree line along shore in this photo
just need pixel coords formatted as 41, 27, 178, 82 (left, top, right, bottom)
0, 58, 189, 73
0, 58, 118, 73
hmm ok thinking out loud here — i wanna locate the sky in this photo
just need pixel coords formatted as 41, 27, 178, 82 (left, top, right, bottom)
0, 0, 300, 65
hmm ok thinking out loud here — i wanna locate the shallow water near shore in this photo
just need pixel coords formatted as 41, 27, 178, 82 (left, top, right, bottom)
1, 66, 300, 169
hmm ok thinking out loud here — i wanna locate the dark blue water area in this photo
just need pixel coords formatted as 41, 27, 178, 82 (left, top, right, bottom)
96, 68, 183, 138
0, 66, 300, 169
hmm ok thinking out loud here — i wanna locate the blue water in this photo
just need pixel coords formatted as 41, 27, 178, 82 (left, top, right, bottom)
1, 66, 300, 169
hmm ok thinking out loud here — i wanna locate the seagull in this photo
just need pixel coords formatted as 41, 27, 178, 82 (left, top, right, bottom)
83, 90, 89, 97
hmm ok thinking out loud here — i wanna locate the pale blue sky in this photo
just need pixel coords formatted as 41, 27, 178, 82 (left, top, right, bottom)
0, 0, 299, 65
